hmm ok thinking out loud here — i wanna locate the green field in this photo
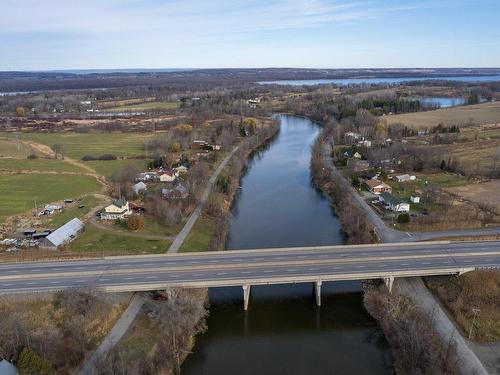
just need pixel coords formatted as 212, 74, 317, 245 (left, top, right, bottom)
69, 225, 169, 254
85, 159, 148, 180
47, 195, 103, 228
9, 132, 153, 159
0, 158, 85, 173
179, 216, 216, 252
103, 101, 178, 112
0, 174, 101, 222
0, 137, 33, 158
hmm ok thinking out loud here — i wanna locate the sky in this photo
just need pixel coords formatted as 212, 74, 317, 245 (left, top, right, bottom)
1, 0, 500, 71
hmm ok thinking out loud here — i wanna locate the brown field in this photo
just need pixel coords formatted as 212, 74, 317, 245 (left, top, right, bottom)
440, 139, 500, 174
385, 101, 500, 129
446, 180, 500, 214
97, 96, 156, 108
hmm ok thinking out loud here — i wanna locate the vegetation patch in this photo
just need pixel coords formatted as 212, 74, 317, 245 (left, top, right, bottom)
0, 174, 101, 222
179, 216, 216, 252
0, 158, 85, 173
102, 101, 178, 112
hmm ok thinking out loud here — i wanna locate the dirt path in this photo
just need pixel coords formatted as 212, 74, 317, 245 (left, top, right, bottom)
79, 294, 145, 375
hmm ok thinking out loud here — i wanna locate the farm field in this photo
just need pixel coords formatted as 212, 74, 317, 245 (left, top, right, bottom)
69, 225, 169, 254
0, 158, 85, 173
385, 101, 500, 129
102, 101, 178, 112
86, 159, 148, 180
9, 132, 153, 159
446, 180, 500, 214
441, 139, 500, 173
0, 137, 33, 158
0, 174, 101, 222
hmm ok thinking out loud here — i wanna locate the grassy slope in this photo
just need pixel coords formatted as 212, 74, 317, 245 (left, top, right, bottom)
85, 159, 148, 180
69, 225, 169, 254
102, 101, 178, 112
179, 216, 216, 252
0, 174, 101, 222
385, 101, 500, 129
0, 158, 86, 173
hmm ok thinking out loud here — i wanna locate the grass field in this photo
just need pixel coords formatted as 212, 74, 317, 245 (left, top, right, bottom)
47, 195, 103, 228
0, 158, 85, 173
385, 101, 500, 129
10, 132, 153, 159
0, 174, 101, 222
86, 159, 148, 180
69, 225, 169, 254
179, 216, 216, 252
0, 137, 33, 158
102, 101, 178, 112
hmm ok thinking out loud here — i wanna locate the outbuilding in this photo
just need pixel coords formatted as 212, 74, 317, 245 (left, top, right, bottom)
40, 218, 85, 249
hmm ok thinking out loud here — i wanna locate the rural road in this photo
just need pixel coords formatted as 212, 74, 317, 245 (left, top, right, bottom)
167, 144, 241, 253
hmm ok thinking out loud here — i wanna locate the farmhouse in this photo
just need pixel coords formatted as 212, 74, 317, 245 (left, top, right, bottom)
159, 169, 178, 182
101, 199, 131, 220
40, 218, 85, 249
365, 179, 392, 194
379, 192, 410, 212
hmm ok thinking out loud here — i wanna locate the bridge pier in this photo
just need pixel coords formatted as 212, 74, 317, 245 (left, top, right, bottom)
383, 276, 395, 292
314, 281, 322, 306
242, 284, 251, 311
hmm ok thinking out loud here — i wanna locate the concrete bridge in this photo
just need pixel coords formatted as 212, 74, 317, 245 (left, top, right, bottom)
0, 240, 499, 309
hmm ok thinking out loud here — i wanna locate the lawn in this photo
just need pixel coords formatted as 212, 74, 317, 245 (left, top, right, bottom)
85, 159, 148, 180
0, 158, 85, 173
385, 101, 500, 129
0, 174, 101, 222
10, 132, 153, 160
179, 216, 216, 252
102, 101, 178, 112
47, 195, 103, 228
69, 225, 170, 254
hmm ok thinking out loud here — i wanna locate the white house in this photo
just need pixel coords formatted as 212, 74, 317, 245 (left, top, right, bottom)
410, 195, 421, 203
365, 180, 392, 194
174, 165, 189, 174
394, 174, 416, 183
101, 199, 131, 220
379, 192, 410, 212
133, 181, 147, 194
159, 170, 178, 182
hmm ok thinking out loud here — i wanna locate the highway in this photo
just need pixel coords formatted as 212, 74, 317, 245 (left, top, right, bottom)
0, 241, 499, 295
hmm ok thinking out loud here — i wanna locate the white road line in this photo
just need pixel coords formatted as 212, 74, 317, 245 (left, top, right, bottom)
286, 269, 297, 272
50, 281, 60, 284
7, 270, 19, 273
422, 262, 431, 265
146, 276, 158, 279
355, 265, 365, 268
308, 268, 320, 271
400, 263, 410, 266
26, 282, 36, 285
241, 271, 251, 274
31, 269, 40, 272
193, 273, 205, 277
217, 272, 227, 276
123, 277, 135, 280
2, 284, 13, 287
263, 270, 275, 273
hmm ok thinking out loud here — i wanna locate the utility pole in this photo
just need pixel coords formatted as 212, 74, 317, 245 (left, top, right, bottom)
468, 308, 480, 339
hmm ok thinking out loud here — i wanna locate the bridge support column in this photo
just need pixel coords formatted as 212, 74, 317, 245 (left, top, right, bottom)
314, 281, 322, 307
383, 276, 395, 293
242, 284, 251, 311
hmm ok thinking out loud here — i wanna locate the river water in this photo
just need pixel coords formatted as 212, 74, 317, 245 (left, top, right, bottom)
182, 115, 391, 375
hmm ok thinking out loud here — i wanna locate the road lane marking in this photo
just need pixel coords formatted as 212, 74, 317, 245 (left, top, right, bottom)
146, 276, 158, 279
2, 284, 13, 287
216, 272, 227, 276
263, 270, 274, 273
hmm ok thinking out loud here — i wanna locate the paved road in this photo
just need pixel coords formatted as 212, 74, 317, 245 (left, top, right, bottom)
323, 143, 500, 242
167, 144, 241, 253
1, 241, 498, 294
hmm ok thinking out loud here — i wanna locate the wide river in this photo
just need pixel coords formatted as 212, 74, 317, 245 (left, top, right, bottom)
182, 115, 391, 374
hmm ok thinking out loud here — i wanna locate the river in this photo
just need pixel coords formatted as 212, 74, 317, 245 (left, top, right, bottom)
181, 115, 391, 375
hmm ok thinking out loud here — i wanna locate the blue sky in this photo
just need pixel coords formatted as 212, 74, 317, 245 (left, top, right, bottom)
1, 0, 499, 70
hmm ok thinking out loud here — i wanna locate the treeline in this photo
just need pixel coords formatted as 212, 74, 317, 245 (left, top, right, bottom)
364, 283, 460, 375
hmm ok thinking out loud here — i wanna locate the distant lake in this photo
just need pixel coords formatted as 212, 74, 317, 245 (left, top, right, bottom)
418, 97, 467, 108
259, 75, 500, 86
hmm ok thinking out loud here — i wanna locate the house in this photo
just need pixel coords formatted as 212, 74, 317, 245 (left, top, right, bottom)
394, 174, 416, 183
23, 228, 36, 237
133, 181, 147, 194
365, 179, 392, 194
40, 218, 85, 249
379, 192, 410, 212
347, 159, 370, 172
162, 183, 188, 199
174, 165, 189, 174
358, 140, 372, 148
159, 169, 178, 182
33, 230, 52, 240
410, 194, 421, 203
101, 199, 131, 220
192, 140, 209, 149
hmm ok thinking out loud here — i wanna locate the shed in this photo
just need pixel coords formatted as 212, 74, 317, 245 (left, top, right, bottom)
40, 218, 85, 249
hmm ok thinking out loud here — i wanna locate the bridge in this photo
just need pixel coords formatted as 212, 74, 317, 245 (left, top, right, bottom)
1, 240, 499, 309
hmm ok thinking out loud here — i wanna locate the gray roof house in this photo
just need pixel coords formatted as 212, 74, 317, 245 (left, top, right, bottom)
133, 181, 147, 194
40, 218, 85, 249
162, 183, 188, 199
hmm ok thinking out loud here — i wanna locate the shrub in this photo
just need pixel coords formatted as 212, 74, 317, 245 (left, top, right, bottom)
17, 347, 54, 375
127, 214, 145, 231
397, 213, 410, 223
81, 154, 117, 161
27, 152, 38, 159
